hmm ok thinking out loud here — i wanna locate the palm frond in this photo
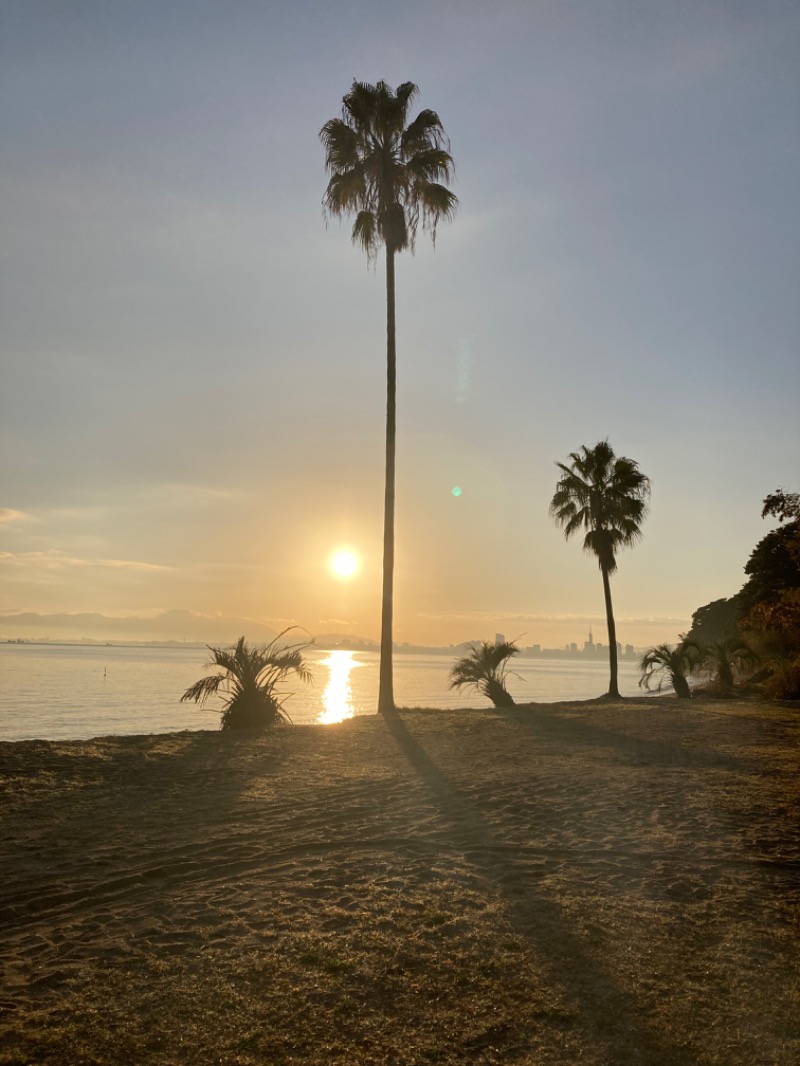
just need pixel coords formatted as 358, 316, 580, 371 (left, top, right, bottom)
449, 640, 519, 707
180, 673, 228, 705
401, 109, 447, 148
320, 119, 360, 174
639, 640, 701, 697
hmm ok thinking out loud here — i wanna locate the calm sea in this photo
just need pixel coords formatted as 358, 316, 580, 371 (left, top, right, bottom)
0, 643, 647, 742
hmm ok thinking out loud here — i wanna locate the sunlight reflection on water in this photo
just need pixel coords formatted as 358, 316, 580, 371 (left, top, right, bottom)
317, 649, 360, 724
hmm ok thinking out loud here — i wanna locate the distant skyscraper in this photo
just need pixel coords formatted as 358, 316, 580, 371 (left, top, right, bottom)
584, 625, 595, 654
495, 632, 505, 645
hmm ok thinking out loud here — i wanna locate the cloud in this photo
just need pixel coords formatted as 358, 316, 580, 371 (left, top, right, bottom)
417, 610, 688, 626
0, 508, 32, 525
0, 550, 172, 572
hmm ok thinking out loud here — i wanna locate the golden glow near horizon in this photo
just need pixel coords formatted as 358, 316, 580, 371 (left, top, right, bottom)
318, 650, 357, 724
328, 547, 359, 580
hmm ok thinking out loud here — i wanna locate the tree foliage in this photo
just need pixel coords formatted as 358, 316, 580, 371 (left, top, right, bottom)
761, 489, 800, 524
737, 489, 800, 679
685, 597, 741, 646
181, 632, 312, 730
738, 521, 800, 620
449, 640, 520, 708
687, 491, 800, 698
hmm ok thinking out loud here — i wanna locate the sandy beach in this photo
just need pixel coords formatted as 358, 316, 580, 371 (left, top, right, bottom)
1, 698, 798, 1065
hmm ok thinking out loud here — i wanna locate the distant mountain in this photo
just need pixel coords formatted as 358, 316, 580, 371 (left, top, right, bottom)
0, 610, 280, 645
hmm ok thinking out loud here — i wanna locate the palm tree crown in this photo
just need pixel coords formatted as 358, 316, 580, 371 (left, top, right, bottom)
550, 440, 650, 574
320, 79, 457, 258
181, 632, 312, 730
550, 440, 650, 698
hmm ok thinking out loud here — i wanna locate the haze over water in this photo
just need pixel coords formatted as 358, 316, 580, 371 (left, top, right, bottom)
0, 644, 646, 743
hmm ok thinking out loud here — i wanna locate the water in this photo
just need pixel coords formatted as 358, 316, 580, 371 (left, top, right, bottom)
0, 643, 647, 742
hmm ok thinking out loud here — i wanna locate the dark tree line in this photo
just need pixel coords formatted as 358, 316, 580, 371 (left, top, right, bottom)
686, 489, 800, 698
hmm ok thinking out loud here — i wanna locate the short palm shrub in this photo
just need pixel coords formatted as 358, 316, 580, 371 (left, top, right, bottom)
449, 640, 520, 708
181, 632, 312, 729
639, 642, 699, 699
694, 637, 758, 696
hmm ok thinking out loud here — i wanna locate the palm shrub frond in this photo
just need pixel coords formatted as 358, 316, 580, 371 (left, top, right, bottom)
180, 630, 313, 730
694, 637, 758, 696
449, 640, 520, 708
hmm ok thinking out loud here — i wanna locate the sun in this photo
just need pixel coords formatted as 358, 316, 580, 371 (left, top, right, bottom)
329, 548, 359, 580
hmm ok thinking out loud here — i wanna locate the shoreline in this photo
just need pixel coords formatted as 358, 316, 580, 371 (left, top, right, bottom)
1, 698, 798, 1064
0, 691, 781, 749
0, 691, 694, 750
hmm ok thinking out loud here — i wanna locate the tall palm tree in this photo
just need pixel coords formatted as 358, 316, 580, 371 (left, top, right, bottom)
449, 639, 520, 708
639, 641, 699, 699
321, 80, 457, 714
180, 632, 312, 730
550, 440, 650, 699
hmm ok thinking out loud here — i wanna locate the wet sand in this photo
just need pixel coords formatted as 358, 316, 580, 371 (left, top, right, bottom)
1, 698, 798, 1065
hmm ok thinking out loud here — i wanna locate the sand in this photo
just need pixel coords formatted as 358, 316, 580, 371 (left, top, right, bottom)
0, 697, 798, 1065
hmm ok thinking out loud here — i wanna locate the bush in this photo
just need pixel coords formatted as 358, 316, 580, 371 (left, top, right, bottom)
763, 657, 800, 700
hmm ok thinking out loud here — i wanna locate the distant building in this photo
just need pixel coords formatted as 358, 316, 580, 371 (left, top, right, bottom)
583, 625, 595, 654
495, 632, 505, 645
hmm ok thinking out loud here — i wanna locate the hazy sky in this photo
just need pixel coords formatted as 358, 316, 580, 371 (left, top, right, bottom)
1, 1, 798, 648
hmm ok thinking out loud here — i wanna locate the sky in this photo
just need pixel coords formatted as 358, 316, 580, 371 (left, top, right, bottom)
1, 0, 798, 649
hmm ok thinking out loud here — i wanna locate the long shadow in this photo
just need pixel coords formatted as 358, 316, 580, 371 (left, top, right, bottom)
498, 703, 755, 773
0, 729, 291, 930
382, 707, 700, 1066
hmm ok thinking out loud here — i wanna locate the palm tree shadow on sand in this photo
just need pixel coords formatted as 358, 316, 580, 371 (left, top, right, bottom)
381, 707, 698, 1065
494, 701, 755, 773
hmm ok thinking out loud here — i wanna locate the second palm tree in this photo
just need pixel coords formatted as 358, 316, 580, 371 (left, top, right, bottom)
321, 81, 457, 713
550, 440, 651, 699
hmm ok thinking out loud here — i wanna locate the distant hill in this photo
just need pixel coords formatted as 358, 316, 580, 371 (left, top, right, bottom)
0, 610, 280, 645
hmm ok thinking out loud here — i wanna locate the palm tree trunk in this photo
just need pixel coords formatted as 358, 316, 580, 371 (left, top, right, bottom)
601, 564, 620, 698
673, 672, 692, 699
378, 244, 396, 714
